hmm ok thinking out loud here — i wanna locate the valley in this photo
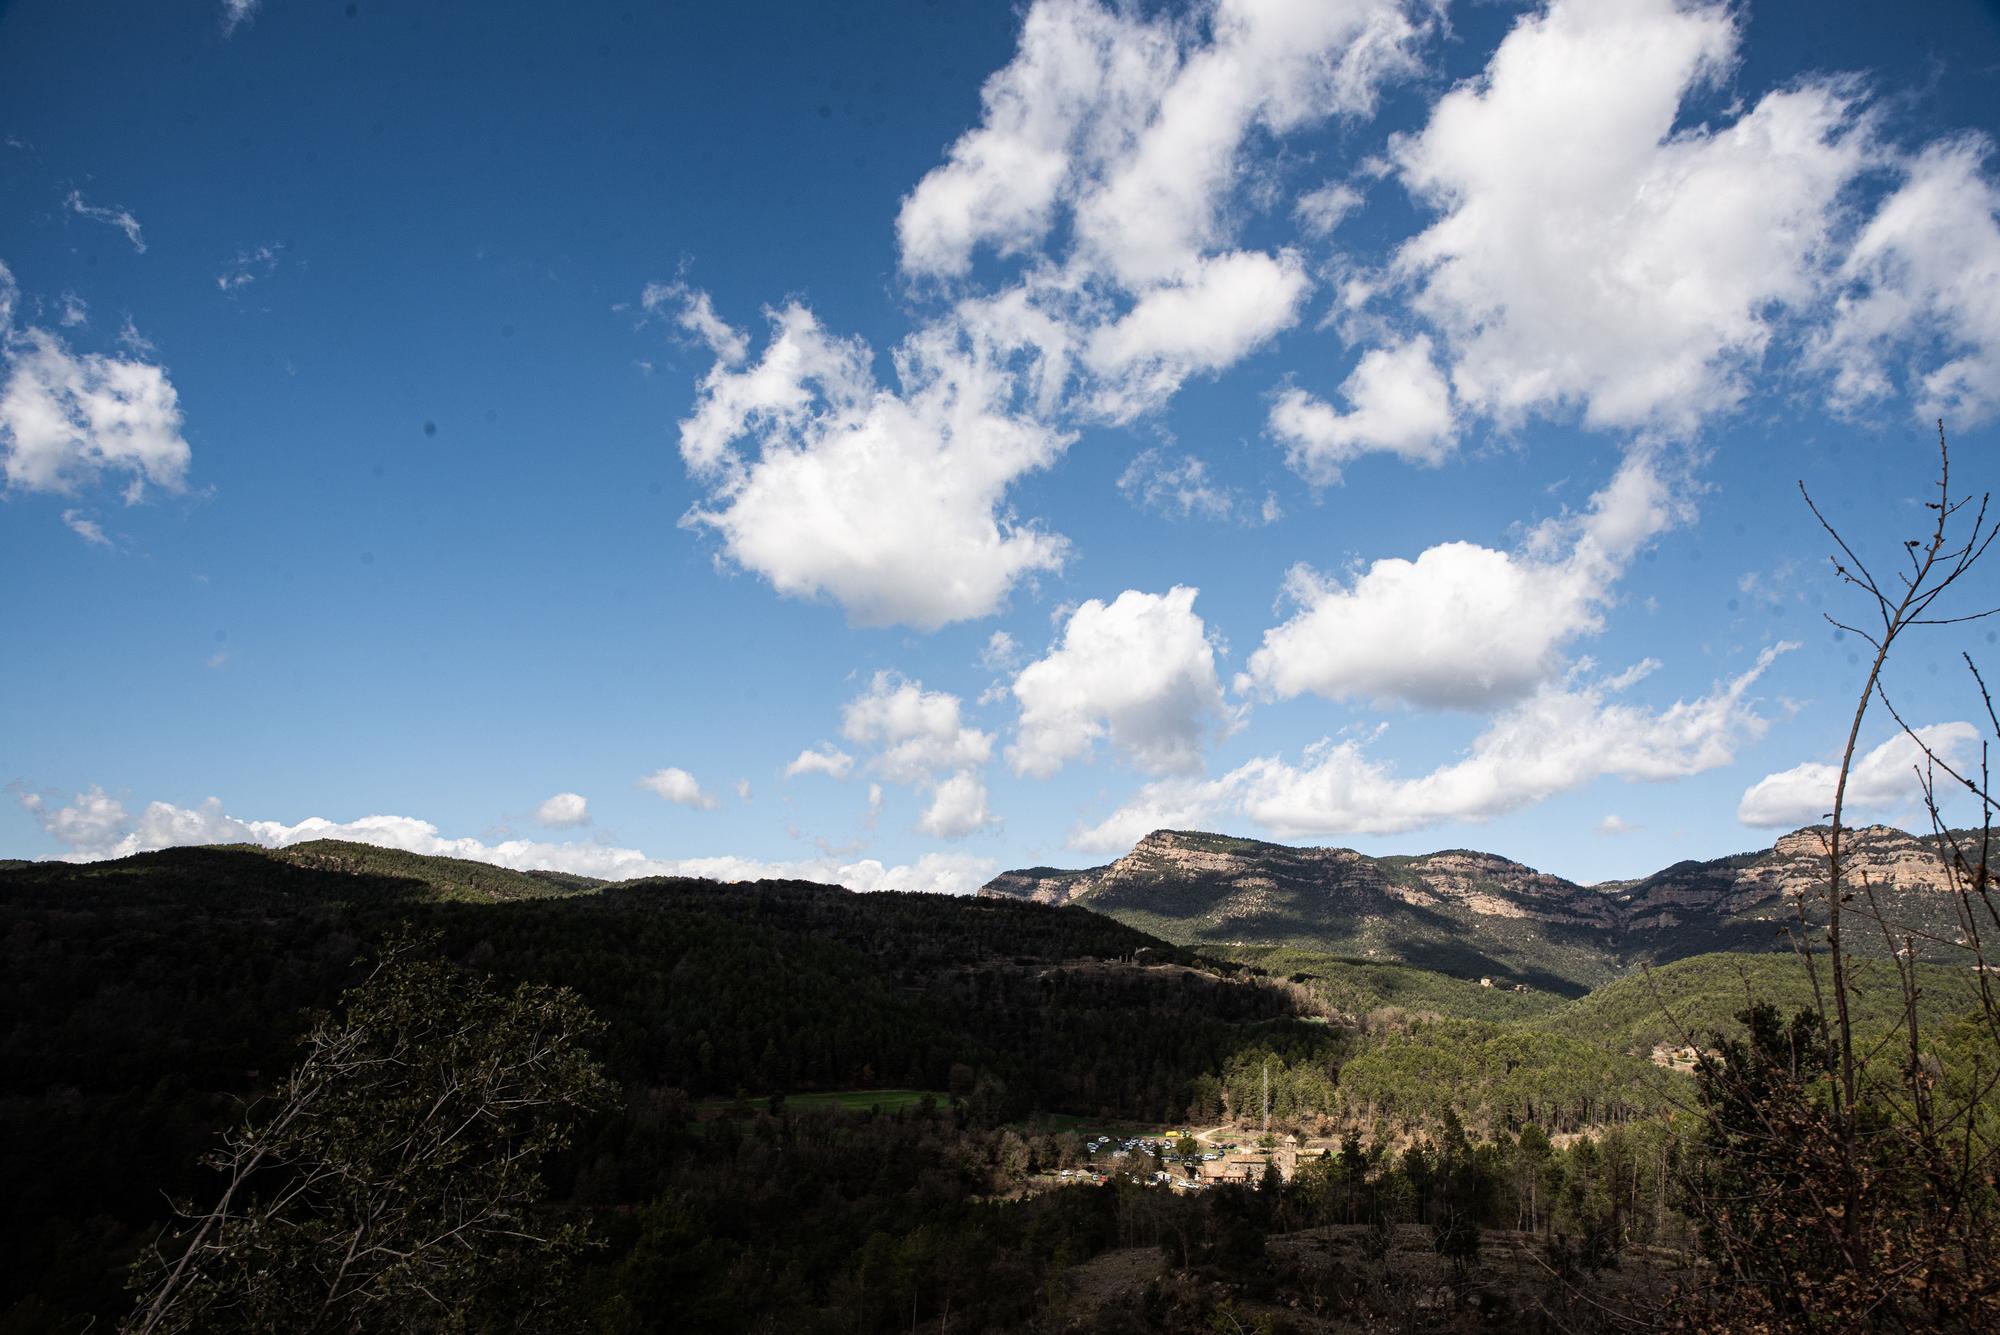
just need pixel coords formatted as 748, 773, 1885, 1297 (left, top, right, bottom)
3, 824, 1993, 1331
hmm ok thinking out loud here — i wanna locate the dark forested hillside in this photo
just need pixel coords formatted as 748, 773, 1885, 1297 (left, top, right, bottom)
0, 844, 1329, 1328
5, 834, 1993, 1333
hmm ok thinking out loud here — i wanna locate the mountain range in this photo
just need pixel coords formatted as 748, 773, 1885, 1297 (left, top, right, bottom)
979, 825, 1966, 994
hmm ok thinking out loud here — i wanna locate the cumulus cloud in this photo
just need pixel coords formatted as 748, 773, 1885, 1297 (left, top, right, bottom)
65, 191, 145, 253
1065, 0, 1429, 287
1812, 137, 2000, 425
1391, 0, 1870, 435
534, 792, 590, 828
675, 299, 1070, 629
892, 0, 1436, 425
1241, 451, 1684, 710
15, 786, 993, 894
1076, 645, 1791, 851
917, 770, 994, 840
842, 672, 994, 784
1083, 249, 1312, 420
839, 672, 997, 838
0, 263, 191, 500
784, 744, 855, 781
638, 767, 718, 811
899, 0, 1431, 282
1010, 586, 1232, 778
894, 0, 1179, 278
1737, 722, 1979, 828
1268, 335, 1457, 483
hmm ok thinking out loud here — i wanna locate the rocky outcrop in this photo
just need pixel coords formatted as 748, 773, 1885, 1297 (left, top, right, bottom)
979, 866, 1098, 907
1618, 825, 1951, 922
980, 830, 1617, 926
978, 824, 1966, 986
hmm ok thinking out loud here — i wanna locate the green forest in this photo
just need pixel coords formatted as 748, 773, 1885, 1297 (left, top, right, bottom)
4, 838, 1997, 1332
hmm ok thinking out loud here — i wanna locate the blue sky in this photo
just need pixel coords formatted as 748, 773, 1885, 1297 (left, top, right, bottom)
3, 0, 1997, 890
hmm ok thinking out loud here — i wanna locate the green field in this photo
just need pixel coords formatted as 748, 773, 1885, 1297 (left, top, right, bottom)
782, 1088, 945, 1113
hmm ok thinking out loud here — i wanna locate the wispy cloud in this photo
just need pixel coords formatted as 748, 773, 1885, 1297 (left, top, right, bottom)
217, 243, 283, 294
220, 0, 260, 37
65, 190, 145, 253
60, 509, 110, 547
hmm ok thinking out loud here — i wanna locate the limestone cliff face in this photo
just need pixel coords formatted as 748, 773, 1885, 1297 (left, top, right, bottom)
979, 830, 1614, 926
1617, 824, 1953, 930
978, 824, 1964, 986
978, 867, 1098, 907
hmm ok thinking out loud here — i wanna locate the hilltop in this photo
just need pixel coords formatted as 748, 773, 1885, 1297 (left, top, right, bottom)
981, 824, 1963, 993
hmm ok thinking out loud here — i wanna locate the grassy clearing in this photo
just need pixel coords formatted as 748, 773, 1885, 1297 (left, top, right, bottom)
782, 1088, 945, 1113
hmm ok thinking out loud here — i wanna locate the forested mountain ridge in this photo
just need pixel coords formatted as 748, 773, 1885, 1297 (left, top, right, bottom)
1, 841, 1326, 1326
981, 824, 1964, 992
5, 835, 1993, 1330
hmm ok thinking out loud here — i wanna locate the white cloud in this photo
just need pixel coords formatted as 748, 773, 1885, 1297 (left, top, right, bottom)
217, 244, 282, 294
736, 778, 752, 802
676, 301, 1070, 629
58, 292, 86, 327
0, 263, 191, 500
1295, 181, 1364, 238
1241, 450, 1684, 709
534, 792, 590, 828
979, 630, 1022, 672
1075, 645, 1791, 850
17, 786, 127, 854
841, 672, 993, 784
1812, 136, 2000, 425
1391, 0, 1870, 435
221, 0, 260, 36
1596, 814, 1638, 836
1068, 0, 1430, 287
784, 744, 855, 781
1083, 249, 1312, 420
642, 280, 750, 365
15, 787, 993, 894
637, 767, 719, 811
899, 0, 1429, 283
892, 0, 1435, 431
1268, 334, 1457, 483
895, 0, 1179, 279
917, 770, 995, 840
836, 672, 999, 837
1010, 585, 1232, 779
1117, 448, 1235, 522
61, 508, 110, 547
65, 191, 145, 253
1737, 722, 1979, 828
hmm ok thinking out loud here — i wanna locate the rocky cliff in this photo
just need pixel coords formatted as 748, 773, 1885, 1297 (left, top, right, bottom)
980, 825, 1965, 991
